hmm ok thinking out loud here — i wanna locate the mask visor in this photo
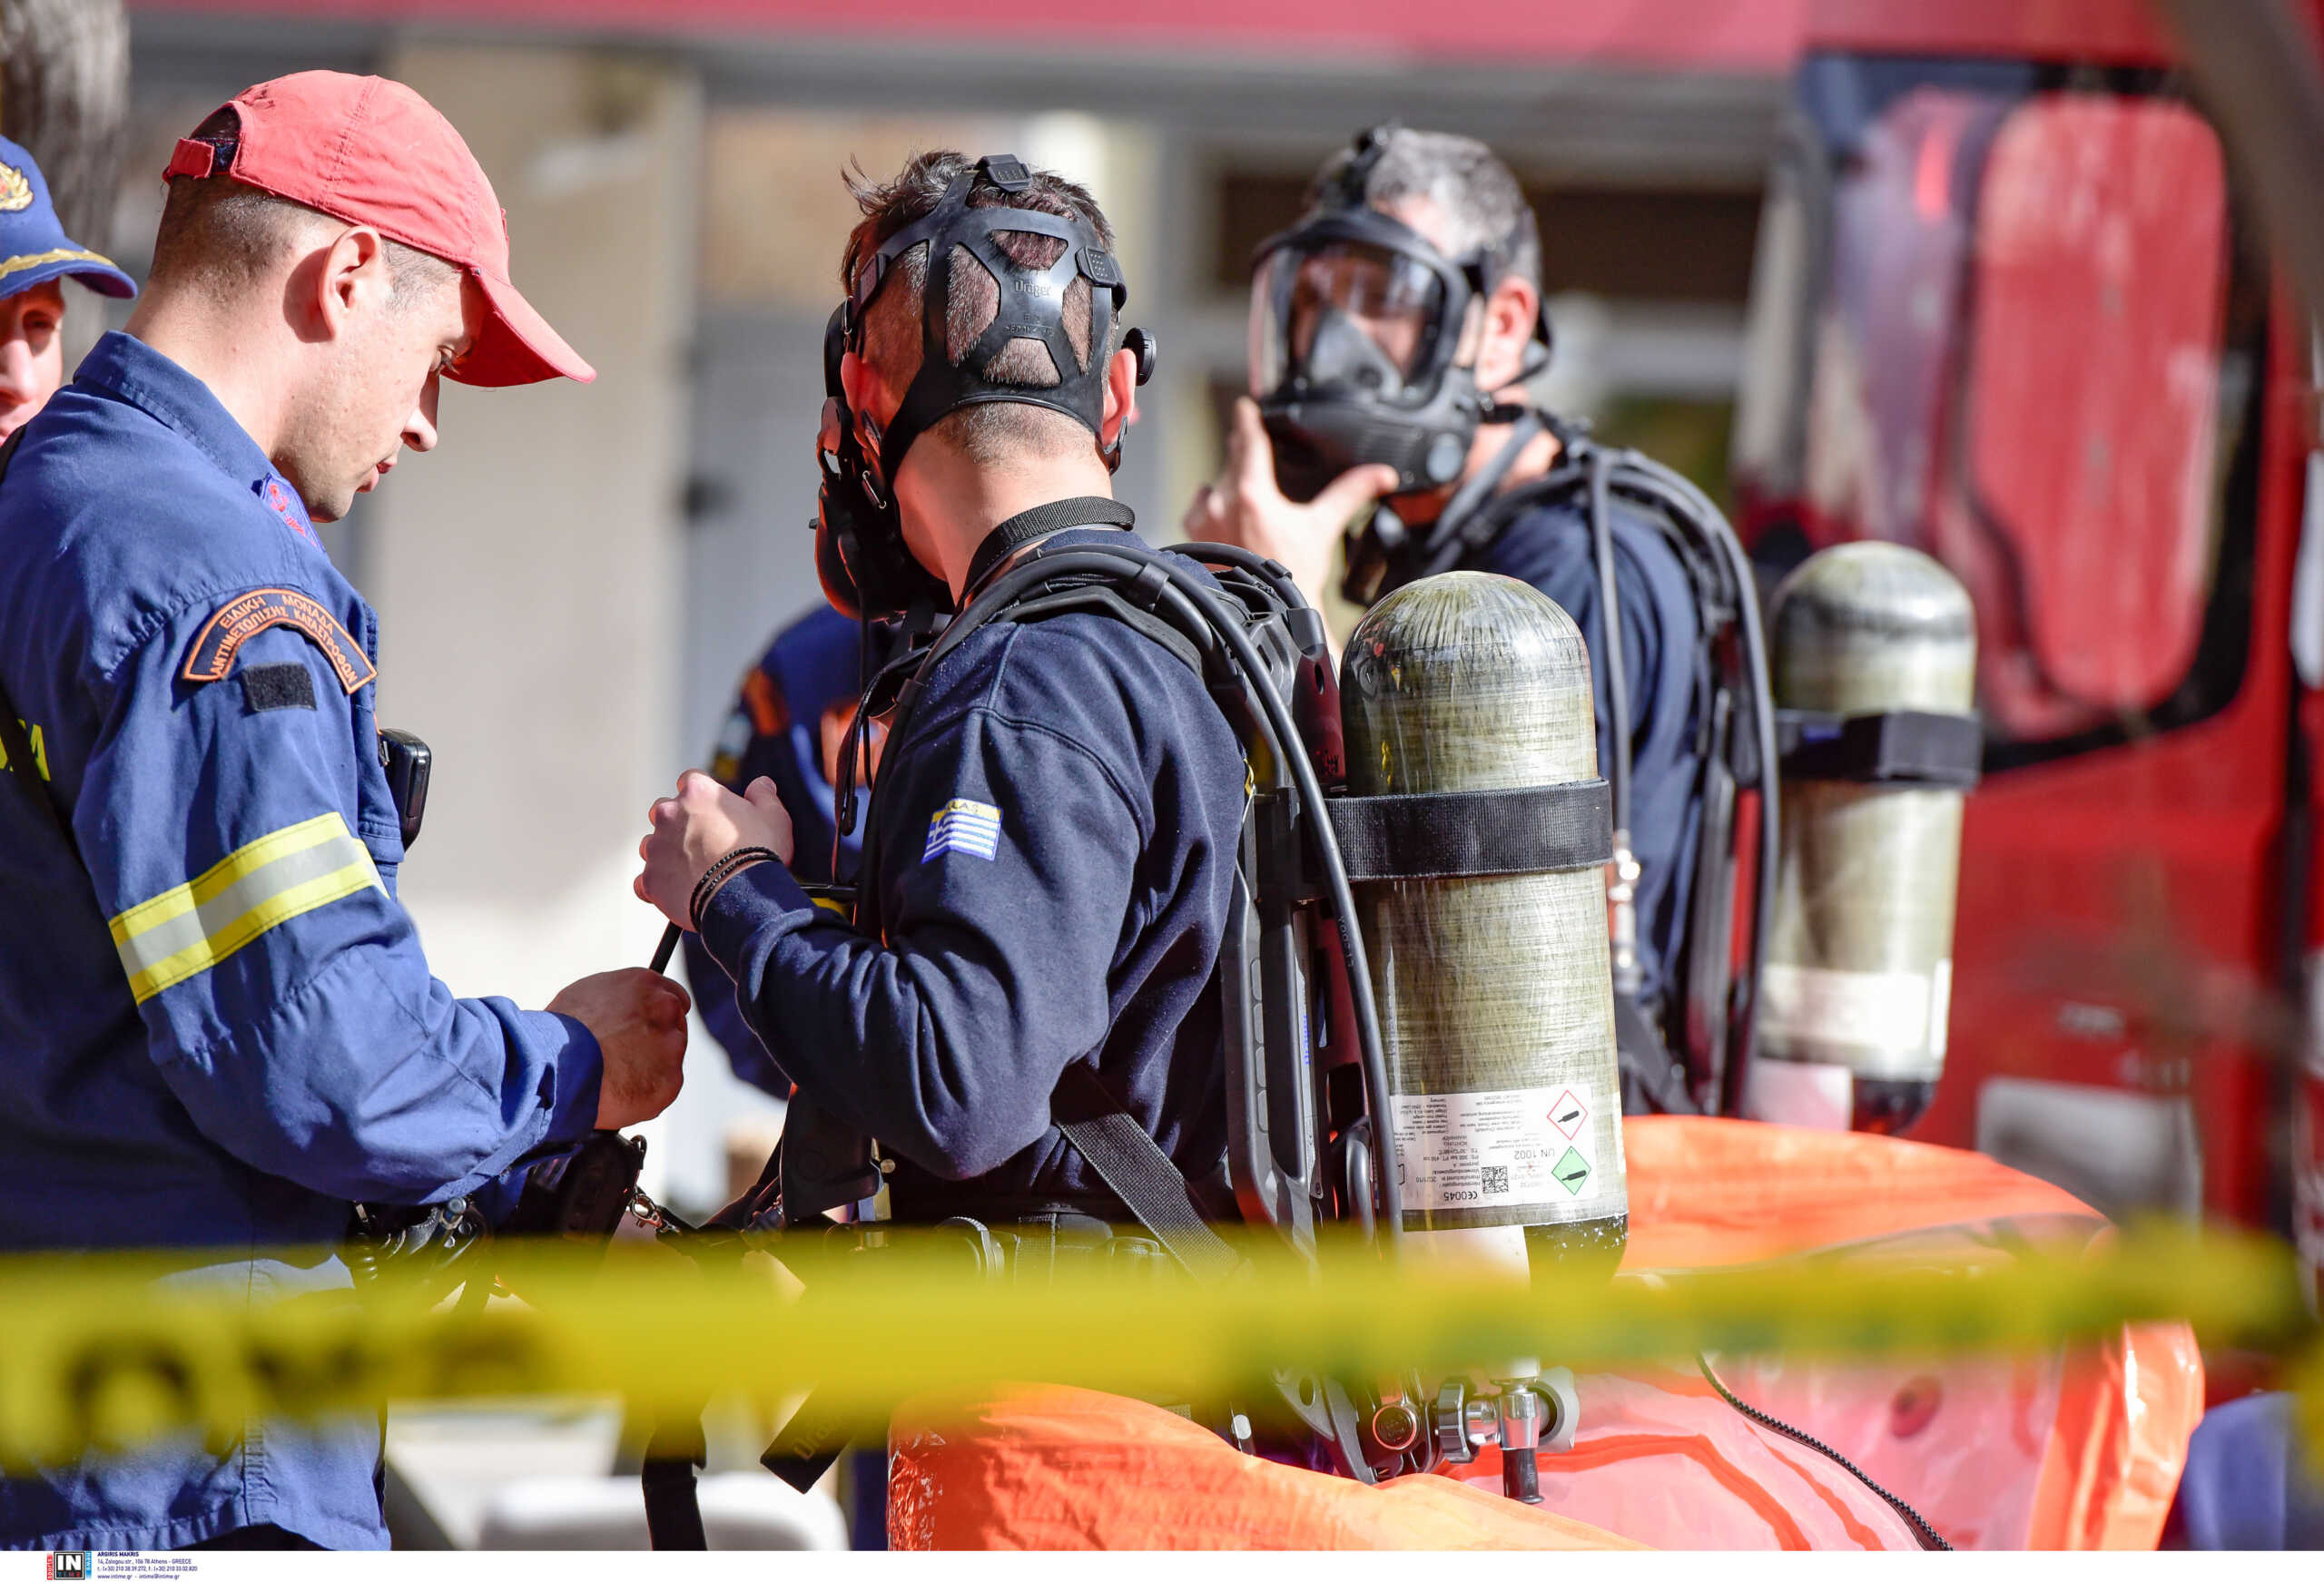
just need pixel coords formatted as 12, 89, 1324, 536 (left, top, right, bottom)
1249, 241, 1450, 404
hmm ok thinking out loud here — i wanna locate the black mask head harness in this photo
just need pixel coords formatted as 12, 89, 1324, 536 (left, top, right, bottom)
1247, 124, 1551, 506
813, 154, 1157, 624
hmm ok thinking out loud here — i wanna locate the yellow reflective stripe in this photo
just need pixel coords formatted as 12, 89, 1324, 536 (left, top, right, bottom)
109, 812, 344, 944
0, 721, 46, 781
107, 813, 383, 1003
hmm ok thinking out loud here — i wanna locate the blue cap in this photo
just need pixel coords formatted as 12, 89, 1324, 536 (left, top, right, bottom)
0, 134, 135, 302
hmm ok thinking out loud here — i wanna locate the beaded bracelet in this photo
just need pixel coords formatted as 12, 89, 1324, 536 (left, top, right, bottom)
690, 845, 784, 933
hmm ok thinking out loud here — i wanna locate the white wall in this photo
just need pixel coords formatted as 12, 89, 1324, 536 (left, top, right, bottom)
364, 43, 703, 1198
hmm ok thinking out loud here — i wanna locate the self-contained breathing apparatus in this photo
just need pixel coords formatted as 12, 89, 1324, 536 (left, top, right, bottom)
1250, 124, 1783, 1117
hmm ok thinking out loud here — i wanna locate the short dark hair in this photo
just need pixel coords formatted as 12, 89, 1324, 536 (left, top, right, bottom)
152, 109, 459, 308
841, 150, 1118, 467
1311, 127, 1541, 291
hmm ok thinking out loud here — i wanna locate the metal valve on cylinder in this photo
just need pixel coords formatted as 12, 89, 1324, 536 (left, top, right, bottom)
1495, 1384, 1549, 1504
1427, 1370, 1578, 1502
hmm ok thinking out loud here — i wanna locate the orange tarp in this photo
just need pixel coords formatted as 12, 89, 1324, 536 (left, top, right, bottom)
1615, 1116, 2203, 1548
889, 1118, 2203, 1548
1620, 1115, 2099, 1267
889, 1384, 1645, 1550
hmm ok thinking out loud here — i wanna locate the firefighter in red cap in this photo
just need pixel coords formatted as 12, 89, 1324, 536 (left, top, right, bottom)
0, 73, 689, 1550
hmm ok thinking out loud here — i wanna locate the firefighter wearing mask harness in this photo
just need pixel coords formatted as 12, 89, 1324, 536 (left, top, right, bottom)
635, 151, 1242, 1264
635, 146, 1373, 1494
1188, 124, 1779, 1116
634, 145, 1636, 1516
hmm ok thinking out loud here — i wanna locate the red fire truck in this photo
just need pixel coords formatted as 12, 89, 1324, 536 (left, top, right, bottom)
1728, 0, 2324, 1310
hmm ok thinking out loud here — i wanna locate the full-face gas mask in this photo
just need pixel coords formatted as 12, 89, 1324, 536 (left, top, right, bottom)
814, 153, 1157, 624
1247, 125, 1552, 527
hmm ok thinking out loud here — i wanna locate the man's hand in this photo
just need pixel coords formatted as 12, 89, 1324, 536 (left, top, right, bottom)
547, 968, 691, 1129
1182, 397, 1399, 610
635, 771, 795, 929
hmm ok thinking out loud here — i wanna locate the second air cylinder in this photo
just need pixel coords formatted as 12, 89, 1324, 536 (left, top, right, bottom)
1756, 542, 1977, 1134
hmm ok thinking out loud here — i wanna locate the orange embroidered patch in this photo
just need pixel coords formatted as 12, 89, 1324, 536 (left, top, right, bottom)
182, 588, 375, 694
742, 667, 790, 736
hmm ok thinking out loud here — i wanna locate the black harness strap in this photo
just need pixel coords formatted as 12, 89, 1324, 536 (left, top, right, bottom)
1050, 1063, 1242, 1285
1777, 709, 1983, 790
962, 496, 1137, 593
639, 1420, 710, 1548
1325, 780, 1612, 882
1000, 585, 1207, 682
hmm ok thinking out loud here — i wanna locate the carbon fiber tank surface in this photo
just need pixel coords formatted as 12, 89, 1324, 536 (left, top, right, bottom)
1342, 571, 1627, 1253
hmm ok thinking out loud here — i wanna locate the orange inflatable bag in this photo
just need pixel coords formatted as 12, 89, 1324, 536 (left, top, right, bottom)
886, 1119, 2201, 1548
1602, 1119, 2201, 1548
886, 1383, 1643, 1550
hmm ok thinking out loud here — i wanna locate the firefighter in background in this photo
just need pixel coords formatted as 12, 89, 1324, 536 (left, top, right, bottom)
1187, 125, 1710, 1111
0, 133, 137, 437
679, 604, 895, 1088
2167, 1392, 2324, 1548
671, 604, 898, 1546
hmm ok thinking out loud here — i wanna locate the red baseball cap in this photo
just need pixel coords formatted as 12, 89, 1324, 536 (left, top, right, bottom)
163, 71, 594, 387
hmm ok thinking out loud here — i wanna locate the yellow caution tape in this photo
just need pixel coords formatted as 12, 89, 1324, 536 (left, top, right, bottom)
0, 1222, 2316, 1471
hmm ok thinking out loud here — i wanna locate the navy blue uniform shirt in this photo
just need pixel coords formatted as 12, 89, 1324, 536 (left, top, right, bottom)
1466, 486, 1706, 1018
0, 334, 606, 1550
682, 604, 872, 1091
696, 527, 1245, 1214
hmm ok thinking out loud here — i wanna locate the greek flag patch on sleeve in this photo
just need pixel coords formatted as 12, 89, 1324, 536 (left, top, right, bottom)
924, 798, 1002, 862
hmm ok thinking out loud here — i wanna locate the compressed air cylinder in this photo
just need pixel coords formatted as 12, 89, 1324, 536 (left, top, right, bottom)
1341, 571, 1627, 1280
1758, 543, 1975, 1135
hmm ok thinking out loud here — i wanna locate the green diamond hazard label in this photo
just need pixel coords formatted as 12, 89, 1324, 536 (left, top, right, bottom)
1552, 1145, 1591, 1196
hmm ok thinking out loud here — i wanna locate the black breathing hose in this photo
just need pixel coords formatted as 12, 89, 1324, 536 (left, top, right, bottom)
1587, 448, 1636, 847
1615, 456, 1780, 1115
1075, 544, 1407, 1244
1697, 1353, 1952, 1550
1166, 538, 1305, 613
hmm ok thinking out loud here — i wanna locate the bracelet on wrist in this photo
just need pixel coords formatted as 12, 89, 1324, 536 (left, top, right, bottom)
690, 845, 783, 933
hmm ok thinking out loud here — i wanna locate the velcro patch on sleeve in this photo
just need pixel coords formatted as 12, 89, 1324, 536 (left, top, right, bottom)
182, 588, 376, 694
241, 662, 317, 713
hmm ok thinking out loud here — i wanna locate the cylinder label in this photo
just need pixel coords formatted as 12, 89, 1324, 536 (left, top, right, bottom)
1760, 962, 1948, 1062
1391, 1086, 1610, 1215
